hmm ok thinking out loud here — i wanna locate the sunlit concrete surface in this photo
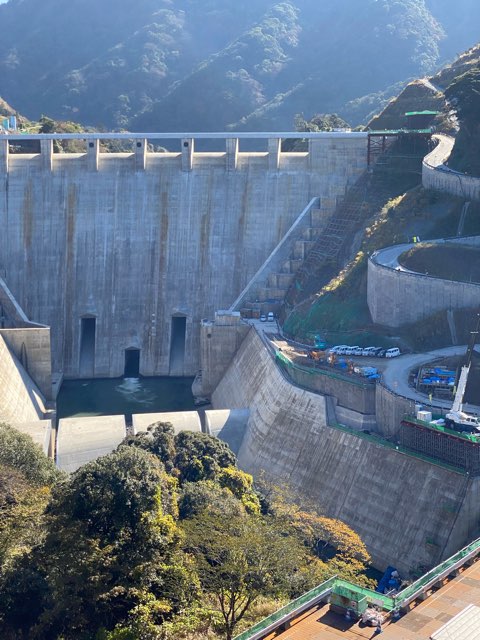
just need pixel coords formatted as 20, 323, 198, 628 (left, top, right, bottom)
56, 415, 126, 473
205, 408, 250, 455
12, 419, 52, 456
132, 411, 201, 435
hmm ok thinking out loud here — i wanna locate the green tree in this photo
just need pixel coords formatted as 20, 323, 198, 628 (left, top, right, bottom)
0, 465, 50, 569
174, 431, 236, 483
183, 513, 307, 640
122, 423, 236, 483
121, 422, 177, 473
0, 447, 188, 639
0, 423, 59, 486
218, 467, 261, 514
178, 480, 244, 520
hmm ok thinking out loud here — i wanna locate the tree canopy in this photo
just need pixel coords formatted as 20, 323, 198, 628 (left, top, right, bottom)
0, 424, 373, 640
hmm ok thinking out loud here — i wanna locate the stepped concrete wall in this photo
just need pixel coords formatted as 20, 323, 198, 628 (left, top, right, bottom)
0, 133, 367, 378
213, 328, 480, 574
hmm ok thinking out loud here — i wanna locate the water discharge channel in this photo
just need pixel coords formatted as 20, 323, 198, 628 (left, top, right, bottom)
56, 377, 196, 423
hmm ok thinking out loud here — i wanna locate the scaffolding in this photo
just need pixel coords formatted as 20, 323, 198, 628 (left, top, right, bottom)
400, 418, 480, 474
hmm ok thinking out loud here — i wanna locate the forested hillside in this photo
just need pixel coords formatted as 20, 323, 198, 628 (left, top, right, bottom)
0, 0, 478, 132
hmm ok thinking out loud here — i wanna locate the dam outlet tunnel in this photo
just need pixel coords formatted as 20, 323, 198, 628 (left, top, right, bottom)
169, 315, 187, 375
124, 347, 141, 378
79, 316, 96, 378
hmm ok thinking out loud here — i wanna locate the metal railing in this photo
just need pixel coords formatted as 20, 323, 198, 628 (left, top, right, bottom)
234, 534, 480, 639
233, 577, 337, 640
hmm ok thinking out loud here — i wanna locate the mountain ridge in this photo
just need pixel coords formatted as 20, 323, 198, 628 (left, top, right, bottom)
0, 0, 479, 132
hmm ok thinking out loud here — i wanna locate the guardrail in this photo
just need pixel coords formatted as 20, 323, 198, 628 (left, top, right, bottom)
233, 577, 337, 640
234, 533, 480, 639
1, 131, 369, 141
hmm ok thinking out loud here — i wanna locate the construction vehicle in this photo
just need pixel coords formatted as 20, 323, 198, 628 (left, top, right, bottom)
308, 349, 326, 362
314, 334, 327, 349
445, 316, 480, 434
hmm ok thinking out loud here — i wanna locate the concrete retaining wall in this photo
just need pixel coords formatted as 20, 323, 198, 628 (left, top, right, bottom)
0, 276, 53, 399
193, 313, 250, 397
375, 383, 417, 438
281, 361, 376, 415
423, 135, 480, 201
0, 134, 367, 378
0, 329, 52, 400
0, 334, 46, 424
367, 254, 480, 327
213, 328, 480, 574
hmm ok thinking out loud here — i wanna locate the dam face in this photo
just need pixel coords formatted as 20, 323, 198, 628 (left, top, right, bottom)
0, 133, 367, 378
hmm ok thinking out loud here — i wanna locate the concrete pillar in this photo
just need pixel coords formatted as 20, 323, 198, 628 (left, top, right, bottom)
308, 138, 330, 172
226, 138, 238, 171
135, 139, 147, 171
87, 139, 99, 172
268, 138, 281, 170
40, 139, 53, 172
181, 138, 194, 172
0, 139, 8, 174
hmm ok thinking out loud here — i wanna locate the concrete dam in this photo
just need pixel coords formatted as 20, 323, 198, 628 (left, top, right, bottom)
0, 132, 367, 379
3, 129, 479, 576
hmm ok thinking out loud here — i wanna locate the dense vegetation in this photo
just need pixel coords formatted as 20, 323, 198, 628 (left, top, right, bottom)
445, 66, 480, 174
0, 422, 373, 640
0, 0, 479, 132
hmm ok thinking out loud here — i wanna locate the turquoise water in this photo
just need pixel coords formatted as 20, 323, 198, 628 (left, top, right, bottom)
56, 377, 196, 422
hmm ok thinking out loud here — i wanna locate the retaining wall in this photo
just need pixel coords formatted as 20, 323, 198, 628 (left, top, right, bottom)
367, 247, 480, 327
423, 135, 480, 201
0, 133, 367, 377
213, 328, 480, 574
0, 334, 46, 424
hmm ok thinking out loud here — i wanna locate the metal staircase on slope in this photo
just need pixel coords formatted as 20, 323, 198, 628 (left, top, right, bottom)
284, 168, 392, 307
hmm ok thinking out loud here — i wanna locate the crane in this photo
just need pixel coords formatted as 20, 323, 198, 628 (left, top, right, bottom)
445, 315, 480, 433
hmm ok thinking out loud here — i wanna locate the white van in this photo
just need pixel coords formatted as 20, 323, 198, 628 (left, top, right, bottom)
362, 346, 377, 356
267, 312, 275, 322
344, 346, 359, 356
336, 346, 349, 355
385, 347, 400, 358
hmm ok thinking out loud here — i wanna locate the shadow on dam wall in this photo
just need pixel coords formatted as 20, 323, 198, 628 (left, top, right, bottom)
212, 328, 480, 575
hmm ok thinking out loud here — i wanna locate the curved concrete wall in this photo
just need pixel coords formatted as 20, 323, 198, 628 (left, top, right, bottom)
367, 252, 480, 327
0, 135, 367, 377
213, 328, 480, 573
422, 134, 480, 201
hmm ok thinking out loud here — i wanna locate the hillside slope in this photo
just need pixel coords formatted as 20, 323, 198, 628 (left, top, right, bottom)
0, 0, 479, 131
